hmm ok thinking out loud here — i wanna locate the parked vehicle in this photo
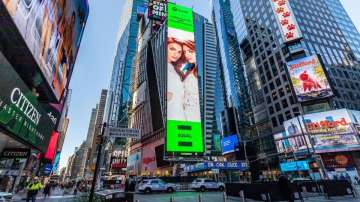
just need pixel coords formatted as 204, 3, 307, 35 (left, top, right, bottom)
190, 178, 225, 192
0, 192, 12, 202
138, 178, 178, 194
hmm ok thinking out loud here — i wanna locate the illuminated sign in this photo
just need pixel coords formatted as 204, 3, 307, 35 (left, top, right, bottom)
166, 3, 203, 155
2, 0, 89, 101
0, 53, 56, 153
148, 0, 167, 21
221, 135, 239, 155
280, 161, 309, 172
286, 55, 334, 102
270, 0, 302, 43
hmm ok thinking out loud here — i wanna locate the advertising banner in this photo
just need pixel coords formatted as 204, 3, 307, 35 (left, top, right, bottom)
0, 53, 56, 153
221, 135, 239, 155
183, 161, 248, 173
303, 109, 354, 135
2, 0, 89, 101
166, 3, 203, 155
148, 0, 167, 21
277, 109, 360, 154
127, 151, 141, 175
280, 160, 310, 172
322, 153, 355, 169
286, 55, 333, 102
270, 0, 302, 43
1, 148, 30, 159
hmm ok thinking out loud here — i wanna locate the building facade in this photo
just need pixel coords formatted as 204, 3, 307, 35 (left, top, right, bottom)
230, 0, 360, 179
106, 0, 147, 128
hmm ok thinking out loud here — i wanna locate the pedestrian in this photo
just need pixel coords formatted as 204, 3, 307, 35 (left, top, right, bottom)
278, 175, 294, 202
333, 174, 338, 180
345, 173, 352, 183
26, 177, 43, 202
355, 176, 359, 185
43, 182, 51, 199
340, 174, 346, 180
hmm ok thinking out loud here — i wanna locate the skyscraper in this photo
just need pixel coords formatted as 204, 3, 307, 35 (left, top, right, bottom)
106, 0, 147, 128
228, 0, 360, 177
213, 0, 253, 138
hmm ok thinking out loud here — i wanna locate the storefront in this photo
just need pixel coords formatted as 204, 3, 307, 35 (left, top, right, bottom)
0, 51, 57, 192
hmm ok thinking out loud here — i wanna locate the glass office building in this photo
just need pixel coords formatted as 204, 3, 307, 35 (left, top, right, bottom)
107, 0, 147, 127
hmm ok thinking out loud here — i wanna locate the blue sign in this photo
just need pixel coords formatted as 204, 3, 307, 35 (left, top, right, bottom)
184, 161, 248, 173
44, 164, 53, 175
280, 160, 309, 172
221, 135, 239, 155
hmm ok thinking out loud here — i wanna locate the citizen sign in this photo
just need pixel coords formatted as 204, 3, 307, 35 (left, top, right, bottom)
10, 88, 41, 125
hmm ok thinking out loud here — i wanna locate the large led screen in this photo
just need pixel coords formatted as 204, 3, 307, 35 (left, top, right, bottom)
303, 109, 360, 153
2, 0, 89, 101
166, 3, 203, 154
221, 135, 239, 155
286, 55, 333, 102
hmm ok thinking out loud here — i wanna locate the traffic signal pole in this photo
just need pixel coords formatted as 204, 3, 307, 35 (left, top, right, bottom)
89, 122, 107, 202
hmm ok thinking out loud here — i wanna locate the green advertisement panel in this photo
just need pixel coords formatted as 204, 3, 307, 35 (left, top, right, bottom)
166, 2, 203, 155
0, 52, 55, 153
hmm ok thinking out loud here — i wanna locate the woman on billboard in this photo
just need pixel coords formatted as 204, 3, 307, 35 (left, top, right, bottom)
167, 37, 200, 122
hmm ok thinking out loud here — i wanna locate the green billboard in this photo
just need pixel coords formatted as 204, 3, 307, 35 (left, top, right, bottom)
0, 52, 56, 152
166, 2, 203, 155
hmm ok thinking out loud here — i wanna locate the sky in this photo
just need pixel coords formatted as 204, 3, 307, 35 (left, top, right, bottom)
59, 0, 360, 169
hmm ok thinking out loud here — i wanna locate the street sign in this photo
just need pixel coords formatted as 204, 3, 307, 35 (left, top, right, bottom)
105, 127, 140, 139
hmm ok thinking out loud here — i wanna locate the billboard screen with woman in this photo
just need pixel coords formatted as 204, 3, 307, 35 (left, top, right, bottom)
166, 3, 203, 155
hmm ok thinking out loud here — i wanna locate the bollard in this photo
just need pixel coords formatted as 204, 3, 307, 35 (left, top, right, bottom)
170, 195, 174, 202
198, 193, 202, 202
267, 193, 271, 202
223, 191, 227, 202
239, 190, 245, 202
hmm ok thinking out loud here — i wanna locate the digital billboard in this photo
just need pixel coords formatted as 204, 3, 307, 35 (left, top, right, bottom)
286, 55, 333, 102
0, 52, 56, 153
148, 0, 167, 21
166, 3, 203, 154
270, 0, 302, 43
303, 109, 360, 153
2, 0, 89, 101
221, 135, 239, 155
280, 160, 310, 172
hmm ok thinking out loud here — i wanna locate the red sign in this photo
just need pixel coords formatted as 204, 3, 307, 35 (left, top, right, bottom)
270, 0, 302, 43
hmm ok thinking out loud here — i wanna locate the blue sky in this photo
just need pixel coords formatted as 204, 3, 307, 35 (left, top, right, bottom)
59, 0, 360, 169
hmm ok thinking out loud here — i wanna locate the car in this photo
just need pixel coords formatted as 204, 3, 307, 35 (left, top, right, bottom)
0, 192, 12, 202
190, 178, 225, 192
138, 178, 178, 194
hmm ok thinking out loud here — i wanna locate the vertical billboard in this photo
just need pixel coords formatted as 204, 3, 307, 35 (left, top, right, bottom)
166, 3, 203, 155
270, 0, 302, 43
286, 55, 334, 102
148, 0, 167, 21
2, 0, 89, 101
0, 52, 56, 153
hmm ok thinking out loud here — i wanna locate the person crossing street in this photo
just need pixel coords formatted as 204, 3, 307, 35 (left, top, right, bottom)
26, 177, 43, 202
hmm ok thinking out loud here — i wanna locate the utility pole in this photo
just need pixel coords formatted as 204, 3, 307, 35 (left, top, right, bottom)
89, 122, 107, 202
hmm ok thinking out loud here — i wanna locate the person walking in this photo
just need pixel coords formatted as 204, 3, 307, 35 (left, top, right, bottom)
43, 182, 51, 199
26, 177, 43, 202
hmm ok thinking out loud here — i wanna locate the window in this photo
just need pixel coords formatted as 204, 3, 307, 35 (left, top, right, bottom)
269, 106, 274, 114
282, 74, 287, 82
278, 114, 284, 125
282, 99, 289, 108
269, 82, 275, 90
276, 78, 281, 86
279, 88, 285, 97
272, 117, 278, 127
275, 103, 281, 111
285, 110, 292, 120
